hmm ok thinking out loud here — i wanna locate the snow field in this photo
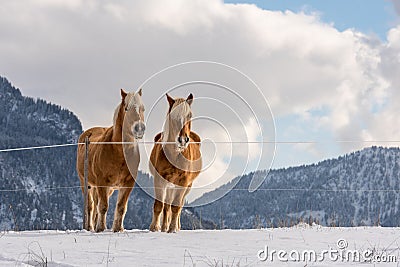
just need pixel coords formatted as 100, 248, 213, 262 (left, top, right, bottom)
0, 225, 399, 266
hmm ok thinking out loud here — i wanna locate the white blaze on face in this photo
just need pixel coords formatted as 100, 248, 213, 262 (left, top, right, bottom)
180, 117, 185, 129
120, 91, 145, 139
170, 101, 191, 122
133, 92, 144, 114
124, 92, 136, 111
164, 100, 192, 141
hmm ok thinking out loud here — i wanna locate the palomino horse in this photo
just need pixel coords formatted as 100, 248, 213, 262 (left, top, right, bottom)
149, 93, 202, 233
76, 89, 145, 232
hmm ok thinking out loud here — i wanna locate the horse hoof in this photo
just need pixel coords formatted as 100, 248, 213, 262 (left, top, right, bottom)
95, 226, 106, 232
167, 228, 178, 233
112, 226, 125, 233
112, 227, 124, 233
149, 224, 160, 232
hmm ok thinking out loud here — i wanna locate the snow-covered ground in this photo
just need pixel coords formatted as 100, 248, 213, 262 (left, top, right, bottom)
1, 224, 399, 266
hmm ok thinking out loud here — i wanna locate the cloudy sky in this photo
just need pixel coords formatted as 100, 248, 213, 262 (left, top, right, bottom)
1, 0, 399, 200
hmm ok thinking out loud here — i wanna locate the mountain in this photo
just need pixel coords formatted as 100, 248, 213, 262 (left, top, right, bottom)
193, 146, 400, 228
0, 76, 83, 230
0, 76, 211, 230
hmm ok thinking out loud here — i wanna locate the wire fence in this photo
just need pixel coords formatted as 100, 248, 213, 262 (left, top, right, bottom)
0, 140, 400, 193
1, 139, 400, 153
2, 186, 400, 193
1, 140, 399, 231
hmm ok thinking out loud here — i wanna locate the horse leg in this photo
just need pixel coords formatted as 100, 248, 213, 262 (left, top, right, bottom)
112, 180, 134, 232
168, 204, 182, 233
167, 187, 187, 233
150, 177, 166, 232
168, 186, 192, 233
161, 204, 171, 232
95, 186, 110, 232
161, 187, 174, 232
86, 188, 94, 231
179, 186, 191, 230
92, 188, 99, 229
150, 199, 164, 232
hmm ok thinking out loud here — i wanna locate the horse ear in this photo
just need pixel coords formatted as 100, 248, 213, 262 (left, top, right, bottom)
137, 88, 142, 96
186, 93, 193, 105
166, 93, 175, 106
121, 89, 127, 99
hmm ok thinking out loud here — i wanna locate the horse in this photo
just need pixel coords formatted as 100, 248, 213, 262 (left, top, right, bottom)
149, 93, 202, 233
76, 88, 145, 232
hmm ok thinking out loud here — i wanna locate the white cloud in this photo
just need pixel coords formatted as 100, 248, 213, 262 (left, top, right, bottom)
359, 25, 400, 146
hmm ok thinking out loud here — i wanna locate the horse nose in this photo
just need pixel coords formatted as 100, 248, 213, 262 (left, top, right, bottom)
134, 122, 145, 138
139, 122, 146, 132
177, 136, 189, 147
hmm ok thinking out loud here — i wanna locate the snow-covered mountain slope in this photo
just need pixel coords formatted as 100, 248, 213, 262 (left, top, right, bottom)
0, 76, 83, 230
193, 146, 400, 228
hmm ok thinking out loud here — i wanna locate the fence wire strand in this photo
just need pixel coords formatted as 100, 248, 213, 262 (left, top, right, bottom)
0, 186, 82, 192
0, 140, 400, 193
1, 186, 400, 193
1, 140, 400, 153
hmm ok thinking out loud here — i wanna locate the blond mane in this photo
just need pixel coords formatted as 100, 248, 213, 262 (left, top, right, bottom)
162, 98, 192, 142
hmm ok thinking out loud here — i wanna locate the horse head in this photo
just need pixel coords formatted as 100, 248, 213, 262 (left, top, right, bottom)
120, 88, 146, 139
166, 93, 193, 152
